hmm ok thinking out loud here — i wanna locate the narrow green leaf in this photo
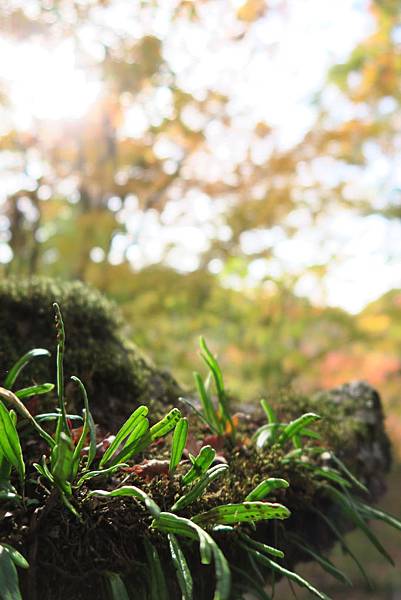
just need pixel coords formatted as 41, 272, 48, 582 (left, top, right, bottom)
299, 427, 321, 440
199, 337, 224, 395
168, 533, 193, 600
211, 542, 231, 600
153, 512, 231, 600
100, 405, 149, 467
41, 455, 55, 482
102, 410, 181, 468
193, 501, 290, 526
194, 372, 221, 434
53, 303, 68, 439
0, 401, 25, 484
157, 512, 212, 564
60, 492, 81, 520
108, 426, 151, 467
124, 416, 149, 447
71, 376, 96, 475
326, 485, 395, 566
182, 445, 216, 486
231, 566, 272, 600
278, 413, 321, 445
33, 462, 52, 482
311, 466, 351, 488
199, 338, 234, 437
260, 399, 276, 425
34, 454, 55, 484
76, 463, 128, 487
15, 383, 54, 400
1, 545, 29, 570
330, 454, 369, 494
238, 532, 284, 559
106, 572, 130, 600
310, 506, 372, 589
51, 432, 74, 495
86, 410, 97, 468
253, 423, 282, 449
245, 478, 289, 501
4, 348, 50, 389
35, 412, 82, 424
149, 408, 182, 441
0, 388, 55, 448
89, 485, 161, 518
178, 396, 219, 434
144, 538, 169, 600
170, 417, 189, 472
356, 502, 401, 533
289, 535, 352, 586
241, 545, 330, 600
172, 464, 228, 512
0, 430, 11, 486
0, 545, 22, 600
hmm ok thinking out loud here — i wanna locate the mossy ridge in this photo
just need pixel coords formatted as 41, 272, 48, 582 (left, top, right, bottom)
0, 285, 393, 599
9, 443, 313, 600
8, 401, 374, 600
0, 277, 180, 428
259, 383, 392, 487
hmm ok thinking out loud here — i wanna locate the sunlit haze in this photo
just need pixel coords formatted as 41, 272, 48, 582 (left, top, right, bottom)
0, 40, 101, 123
1, 0, 399, 313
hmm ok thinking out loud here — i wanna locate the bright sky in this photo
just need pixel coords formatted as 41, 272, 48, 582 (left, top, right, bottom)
1, 0, 400, 314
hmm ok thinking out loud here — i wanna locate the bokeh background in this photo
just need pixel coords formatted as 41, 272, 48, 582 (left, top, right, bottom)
0, 0, 401, 597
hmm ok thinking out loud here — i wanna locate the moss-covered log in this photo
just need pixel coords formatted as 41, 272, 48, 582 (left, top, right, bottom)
0, 381, 390, 600
0, 278, 395, 600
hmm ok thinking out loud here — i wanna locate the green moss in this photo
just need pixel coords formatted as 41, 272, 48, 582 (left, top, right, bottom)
0, 277, 180, 427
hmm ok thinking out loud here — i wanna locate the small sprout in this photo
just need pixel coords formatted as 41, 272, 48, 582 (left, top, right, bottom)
277, 412, 321, 446
182, 445, 216, 486
172, 464, 228, 512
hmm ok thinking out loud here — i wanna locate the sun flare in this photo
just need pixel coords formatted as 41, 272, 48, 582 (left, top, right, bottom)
0, 39, 101, 125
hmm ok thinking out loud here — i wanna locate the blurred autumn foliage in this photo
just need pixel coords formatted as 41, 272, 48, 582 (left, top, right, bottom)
1, 0, 401, 463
